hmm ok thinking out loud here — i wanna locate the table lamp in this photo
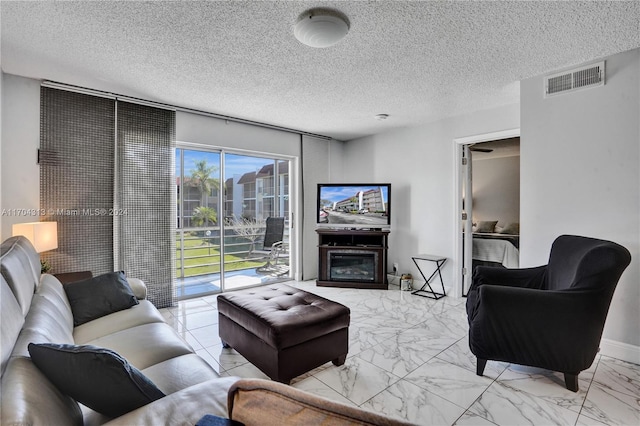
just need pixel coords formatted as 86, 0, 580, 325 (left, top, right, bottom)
12, 221, 58, 272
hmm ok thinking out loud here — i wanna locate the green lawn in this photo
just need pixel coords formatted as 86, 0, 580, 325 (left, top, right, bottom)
176, 235, 264, 277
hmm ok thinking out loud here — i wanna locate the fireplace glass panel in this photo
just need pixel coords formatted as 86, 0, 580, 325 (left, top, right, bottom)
329, 252, 377, 282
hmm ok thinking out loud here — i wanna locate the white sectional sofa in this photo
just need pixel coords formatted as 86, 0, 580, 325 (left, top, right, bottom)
1, 236, 238, 425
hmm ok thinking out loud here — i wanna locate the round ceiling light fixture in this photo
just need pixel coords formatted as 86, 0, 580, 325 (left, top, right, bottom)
294, 8, 350, 48
375, 114, 390, 121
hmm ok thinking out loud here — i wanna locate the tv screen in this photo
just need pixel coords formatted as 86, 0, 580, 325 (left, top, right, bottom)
317, 183, 391, 229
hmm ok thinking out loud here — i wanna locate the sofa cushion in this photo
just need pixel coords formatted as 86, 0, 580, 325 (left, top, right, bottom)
12, 276, 75, 359
73, 300, 165, 344
141, 353, 220, 395
28, 343, 166, 418
64, 271, 139, 326
84, 322, 195, 370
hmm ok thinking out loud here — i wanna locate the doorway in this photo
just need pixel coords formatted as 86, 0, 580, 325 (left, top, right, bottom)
454, 129, 520, 297
176, 147, 292, 298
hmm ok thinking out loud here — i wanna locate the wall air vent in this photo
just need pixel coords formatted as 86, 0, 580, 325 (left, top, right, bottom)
544, 61, 605, 97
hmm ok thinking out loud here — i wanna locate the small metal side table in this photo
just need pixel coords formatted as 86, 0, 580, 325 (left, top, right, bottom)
411, 254, 447, 299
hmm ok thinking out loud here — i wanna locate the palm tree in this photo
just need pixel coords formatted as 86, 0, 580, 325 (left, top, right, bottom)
190, 160, 219, 208
192, 206, 217, 227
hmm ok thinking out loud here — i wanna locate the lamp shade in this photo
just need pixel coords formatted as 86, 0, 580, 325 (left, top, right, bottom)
12, 221, 58, 253
294, 9, 350, 48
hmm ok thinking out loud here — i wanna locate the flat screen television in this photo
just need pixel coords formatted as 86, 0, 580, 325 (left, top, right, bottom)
317, 183, 391, 229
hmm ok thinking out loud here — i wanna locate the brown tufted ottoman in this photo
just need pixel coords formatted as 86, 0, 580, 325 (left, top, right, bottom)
217, 284, 350, 384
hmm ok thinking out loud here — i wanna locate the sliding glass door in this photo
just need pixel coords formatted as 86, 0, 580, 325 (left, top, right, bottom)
176, 148, 290, 298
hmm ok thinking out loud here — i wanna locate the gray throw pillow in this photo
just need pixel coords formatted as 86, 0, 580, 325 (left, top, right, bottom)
28, 343, 165, 418
64, 271, 138, 326
500, 222, 520, 235
475, 220, 498, 233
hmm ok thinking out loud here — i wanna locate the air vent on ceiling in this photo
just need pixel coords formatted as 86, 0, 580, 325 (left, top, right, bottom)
544, 61, 605, 97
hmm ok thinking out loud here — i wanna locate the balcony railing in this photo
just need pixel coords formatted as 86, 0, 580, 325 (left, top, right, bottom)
176, 225, 287, 278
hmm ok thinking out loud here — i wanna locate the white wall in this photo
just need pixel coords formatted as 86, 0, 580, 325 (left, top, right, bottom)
521, 48, 640, 358
176, 111, 300, 157
342, 103, 520, 289
0, 73, 41, 240
472, 155, 520, 227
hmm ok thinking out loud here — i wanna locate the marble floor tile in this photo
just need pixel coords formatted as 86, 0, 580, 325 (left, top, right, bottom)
360, 379, 466, 425
176, 309, 219, 331
454, 412, 498, 425
592, 355, 640, 397
575, 413, 610, 426
397, 324, 461, 356
314, 356, 400, 405
580, 382, 640, 426
468, 380, 580, 425
188, 323, 222, 348
435, 338, 509, 380
348, 322, 402, 355
496, 364, 593, 414
404, 357, 494, 409
292, 375, 356, 406
357, 333, 439, 378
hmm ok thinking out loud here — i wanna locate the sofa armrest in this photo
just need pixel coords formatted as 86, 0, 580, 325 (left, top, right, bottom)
103, 377, 239, 426
228, 379, 413, 426
127, 278, 147, 300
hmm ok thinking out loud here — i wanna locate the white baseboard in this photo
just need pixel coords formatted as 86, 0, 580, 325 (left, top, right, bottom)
600, 338, 640, 365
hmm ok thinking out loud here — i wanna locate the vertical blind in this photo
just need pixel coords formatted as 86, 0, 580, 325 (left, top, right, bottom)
40, 87, 176, 308
40, 88, 116, 275
115, 102, 176, 307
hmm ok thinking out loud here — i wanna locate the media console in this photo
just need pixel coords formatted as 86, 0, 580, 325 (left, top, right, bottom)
316, 229, 389, 289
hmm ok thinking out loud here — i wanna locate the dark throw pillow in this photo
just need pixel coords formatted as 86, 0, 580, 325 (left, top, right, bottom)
28, 343, 165, 418
64, 271, 138, 326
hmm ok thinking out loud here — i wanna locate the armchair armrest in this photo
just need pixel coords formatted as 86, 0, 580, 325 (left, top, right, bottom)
126, 277, 147, 300
471, 265, 547, 291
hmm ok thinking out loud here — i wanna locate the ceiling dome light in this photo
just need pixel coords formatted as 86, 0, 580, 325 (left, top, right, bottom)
375, 114, 389, 120
294, 8, 350, 48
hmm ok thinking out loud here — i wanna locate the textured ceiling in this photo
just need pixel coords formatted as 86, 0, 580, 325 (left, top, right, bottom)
1, 1, 639, 141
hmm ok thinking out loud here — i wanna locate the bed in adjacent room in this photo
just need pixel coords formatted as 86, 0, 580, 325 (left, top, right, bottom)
472, 221, 520, 269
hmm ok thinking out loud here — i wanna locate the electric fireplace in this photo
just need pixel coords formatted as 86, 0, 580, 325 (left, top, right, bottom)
328, 251, 378, 282
316, 228, 389, 289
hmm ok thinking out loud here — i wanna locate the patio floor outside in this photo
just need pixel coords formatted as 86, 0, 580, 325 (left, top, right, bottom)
175, 264, 290, 299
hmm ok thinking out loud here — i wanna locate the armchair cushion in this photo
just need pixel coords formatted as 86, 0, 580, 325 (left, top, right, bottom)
64, 271, 138, 326
28, 343, 165, 418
